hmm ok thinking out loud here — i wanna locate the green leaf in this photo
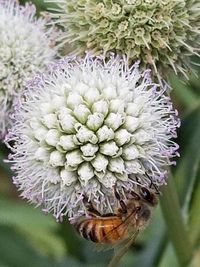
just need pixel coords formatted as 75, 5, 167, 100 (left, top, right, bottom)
59, 220, 86, 261
189, 249, 200, 267
169, 73, 198, 110
0, 225, 54, 267
188, 167, 200, 247
174, 104, 200, 216
0, 198, 66, 257
157, 244, 179, 267
0, 198, 57, 230
0, 225, 85, 267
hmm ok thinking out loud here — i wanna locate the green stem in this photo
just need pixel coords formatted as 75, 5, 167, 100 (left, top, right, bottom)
160, 174, 193, 267
107, 236, 135, 267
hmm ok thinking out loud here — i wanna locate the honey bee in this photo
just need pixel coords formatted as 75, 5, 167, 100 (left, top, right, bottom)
74, 185, 158, 245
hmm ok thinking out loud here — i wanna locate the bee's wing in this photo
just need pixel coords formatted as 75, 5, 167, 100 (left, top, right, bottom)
108, 229, 140, 266
94, 220, 129, 252
95, 209, 139, 252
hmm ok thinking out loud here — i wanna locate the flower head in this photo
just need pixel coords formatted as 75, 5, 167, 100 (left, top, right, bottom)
0, 0, 58, 138
6, 55, 180, 221
48, 0, 200, 81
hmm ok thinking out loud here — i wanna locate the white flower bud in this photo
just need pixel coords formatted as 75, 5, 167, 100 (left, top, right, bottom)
65, 150, 83, 168
105, 113, 124, 131
48, 169, 61, 184
137, 146, 146, 157
125, 160, 144, 174
45, 129, 60, 146
108, 157, 125, 174
86, 112, 104, 131
34, 127, 48, 141
80, 143, 99, 157
58, 107, 72, 116
109, 99, 125, 113
42, 113, 57, 129
67, 92, 83, 109
52, 95, 66, 110
74, 82, 89, 95
92, 100, 109, 116
92, 153, 108, 172
118, 85, 130, 98
139, 113, 152, 127
97, 171, 117, 188
96, 125, 114, 142
94, 171, 105, 179
123, 116, 139, 132
73, 104, 91, 124
34, 147, 49, 162
40, 102, 54, 114
100, 141, 119, 156
30, 117, 41, 130
60, 170, 77, 186
78, 163, 94, 183
59, 135, 77, 151
60, 82, 71, 94
115, 129, 131, 146
103, 85, 117, 99
75, 124, 98, 144
84, 88, 100, 106
126, 103, 140, 116
134, 129, 151, 144
58, 111, 76, 133
122, 145, 139, 160
49, 150, 65, 167
115, 173, 128, 181
134, 95, 148, 106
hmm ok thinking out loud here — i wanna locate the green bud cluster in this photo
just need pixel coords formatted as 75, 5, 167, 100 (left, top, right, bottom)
49, 0, 200, 80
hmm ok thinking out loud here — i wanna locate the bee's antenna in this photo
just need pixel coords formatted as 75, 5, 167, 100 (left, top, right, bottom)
113, 185, 127, 214
145, 173, 161, 195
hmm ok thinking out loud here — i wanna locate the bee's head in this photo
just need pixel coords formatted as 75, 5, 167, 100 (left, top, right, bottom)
136, 204, 151, 222
139, 187, 158, 206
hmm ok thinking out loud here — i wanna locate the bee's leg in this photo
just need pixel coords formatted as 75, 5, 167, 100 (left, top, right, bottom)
87, 209, 102, 217
82, 195, 102, 217
114, 186, 127, 214
83, 195, 117, 217
101, 212, 117, 217
135, 176, 140, 183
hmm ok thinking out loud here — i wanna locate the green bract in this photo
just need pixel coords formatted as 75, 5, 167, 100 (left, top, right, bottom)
48, 0, 200, 80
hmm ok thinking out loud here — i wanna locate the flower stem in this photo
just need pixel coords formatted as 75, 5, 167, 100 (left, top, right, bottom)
160, 174, 193, 267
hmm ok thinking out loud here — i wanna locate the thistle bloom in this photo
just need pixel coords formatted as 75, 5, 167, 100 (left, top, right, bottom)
6, 55, 180, 221
48, 0, 200, 81
0, 0, 58, 138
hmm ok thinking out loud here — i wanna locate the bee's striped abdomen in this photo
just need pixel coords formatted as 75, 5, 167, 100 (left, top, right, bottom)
75, 219, 98, 242
75, 217, 125, 244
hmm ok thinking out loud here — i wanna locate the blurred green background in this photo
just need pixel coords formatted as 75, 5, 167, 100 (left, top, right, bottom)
0, 1, 200, 267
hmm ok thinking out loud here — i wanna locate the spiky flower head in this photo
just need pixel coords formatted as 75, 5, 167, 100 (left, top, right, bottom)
6, 55, 180, 221
0, 0, 58, 138
48, 0, 200, 82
